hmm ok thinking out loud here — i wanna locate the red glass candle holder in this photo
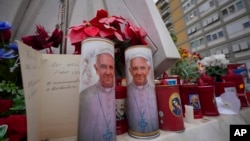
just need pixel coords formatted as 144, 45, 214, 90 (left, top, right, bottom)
222, 75, 249, 107
246, 91, 250, 105
179, 84, 203, 119
115, 86, 128, 135
214, 82, 236, 97
237, 93, 249, 107
222, 75, 245, 93
198, 85, 219, 116
155, 85, 185, 131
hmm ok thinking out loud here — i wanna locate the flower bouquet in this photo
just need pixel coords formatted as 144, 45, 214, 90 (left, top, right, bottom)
169, 48, 201, 84
200, 54, 229, 82
0, 21, 27, 141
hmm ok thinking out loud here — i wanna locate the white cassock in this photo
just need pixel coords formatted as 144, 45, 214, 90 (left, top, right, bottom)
127, 82, 159, 134
78, 82, 116, 141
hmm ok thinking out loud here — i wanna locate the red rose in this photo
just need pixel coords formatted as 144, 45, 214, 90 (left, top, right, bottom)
5, 115, 27, 141
8, 133, 26, 141
0, 21, 12, 42
0, 29, 12, 42
0, 117, 7, 125
0, 99, 13, 113
6, 115, 27, 134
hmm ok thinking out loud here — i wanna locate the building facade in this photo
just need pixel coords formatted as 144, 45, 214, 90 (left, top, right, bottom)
156, 0, 250, 66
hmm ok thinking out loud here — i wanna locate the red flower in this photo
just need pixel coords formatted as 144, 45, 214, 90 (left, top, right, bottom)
68, 9, 137, 54
36, 24, 49, 39
68, 22, 88, 44
192, 52, 201, 60
21, 25, 52, 50
0, 21, 12, 42
68, 9, 148, 55
47, 24, 63, 48
124, 19, 147, 45
0, 115, 27, 141
0, 30, 11, 42
89, 9, 108, 24
0, 117, 7, 125
0, 99, 13, 113
7, 115, 27, 133
8, 133, 26, 141
21, 24, 63, 53
21, 35, 47, 50
68, 9, 148, 77
68, 9, 126, 45
6, 115, 27, 141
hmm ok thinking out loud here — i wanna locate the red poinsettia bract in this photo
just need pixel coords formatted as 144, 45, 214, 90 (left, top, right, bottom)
68, 9, 125, 45
124, 19, 147, 45
68, 9, 148, 54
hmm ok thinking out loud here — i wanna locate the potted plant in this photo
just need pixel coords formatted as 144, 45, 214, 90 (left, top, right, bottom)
200, 54, 229, 82
169, 48, 201, 84
67, 9, 147, 78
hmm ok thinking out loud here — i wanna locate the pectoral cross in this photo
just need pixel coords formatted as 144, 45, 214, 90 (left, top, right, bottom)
138, 117, 148, 132
103, 128, 112, 141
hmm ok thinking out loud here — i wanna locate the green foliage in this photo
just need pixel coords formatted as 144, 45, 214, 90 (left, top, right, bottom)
204, 66, 227, 82
0, 80, 26, 116
170, 59, 200, 83
169, 48, 201, 83
0, 125, 8, 140
205, 66, 227, 77
0, 59, 22, 85
114, 39, 130, 78
170, 33, 177, 43
0, 80, 20, 95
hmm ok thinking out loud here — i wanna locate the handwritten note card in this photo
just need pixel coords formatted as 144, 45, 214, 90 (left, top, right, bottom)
17, 41, 42, 141
17, 41, 81, 140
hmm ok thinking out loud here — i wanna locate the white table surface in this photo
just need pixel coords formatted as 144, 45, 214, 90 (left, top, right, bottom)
48, 107, 250, 141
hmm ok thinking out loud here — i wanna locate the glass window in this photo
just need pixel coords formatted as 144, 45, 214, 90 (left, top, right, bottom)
228, 5, 235, 13
236, 1, 244, 10
212, 33, 218, 40
183, 5, 186, 10
191, 42, 195, 48
196, 24, 200, 30
232, 44, 240, 52
240, 42, 248, 50
243, 21, 250, 28
207, 35, 212, 42
195, 40, 199, 46
191, 0, 195, 5
185, 15, 190, 22
222, 9, 228, 16
218, 31, 224, 38
200, 38, 204, 45
209, 0, 215, 7
193, 10, 198, 17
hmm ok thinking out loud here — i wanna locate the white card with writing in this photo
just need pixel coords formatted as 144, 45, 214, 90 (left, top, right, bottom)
17, 41, 80, 140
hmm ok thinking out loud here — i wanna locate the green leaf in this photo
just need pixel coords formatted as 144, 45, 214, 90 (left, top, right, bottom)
0, 124, 8, 138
